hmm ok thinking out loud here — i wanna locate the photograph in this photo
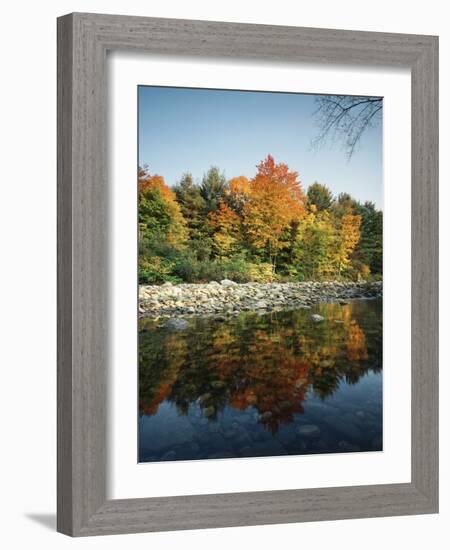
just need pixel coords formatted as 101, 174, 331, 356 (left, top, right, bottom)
0, 1, 441, 543
138, 86, 383, 462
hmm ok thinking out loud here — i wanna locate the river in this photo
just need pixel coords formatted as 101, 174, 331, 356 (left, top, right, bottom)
139, 298, 382, 461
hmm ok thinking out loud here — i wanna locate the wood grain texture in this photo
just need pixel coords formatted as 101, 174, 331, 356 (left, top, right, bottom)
410, 37, 439, 506
57, 13, 74, 535
57, 12, 439, 537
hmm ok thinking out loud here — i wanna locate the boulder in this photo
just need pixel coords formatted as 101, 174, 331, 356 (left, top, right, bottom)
311, 314, 325, 323
220, 279, 237, 287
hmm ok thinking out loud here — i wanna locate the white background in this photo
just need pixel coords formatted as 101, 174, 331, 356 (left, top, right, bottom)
109, 54, 411, 499
0, 1, 447, 549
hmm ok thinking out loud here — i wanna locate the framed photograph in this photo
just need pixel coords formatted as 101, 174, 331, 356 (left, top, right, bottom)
57, 13, 438, 536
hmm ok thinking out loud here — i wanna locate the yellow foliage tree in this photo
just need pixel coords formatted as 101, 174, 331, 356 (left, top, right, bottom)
207, 200, 241, 257
228, 175, 251, 214
334, 212, 361, 276
293, 208, 337, 280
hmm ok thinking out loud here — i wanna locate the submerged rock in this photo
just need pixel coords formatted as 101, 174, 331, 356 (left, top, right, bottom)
310, 314, 325, 323
165, 318, 189, 331
296, 424, 321, 438
198, 393, 212, 405
204, 406, 216, 417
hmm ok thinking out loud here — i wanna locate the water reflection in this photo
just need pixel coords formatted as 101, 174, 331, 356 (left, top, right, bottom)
139, 299, 382, 461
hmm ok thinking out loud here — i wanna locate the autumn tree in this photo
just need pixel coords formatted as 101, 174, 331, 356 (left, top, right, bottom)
138, 167, 188, 283
138, 160, 381, 284
330, 192, 358, 218
138, 168, 187, 246
227, 175, 251, 215
293, 207, 336, 280
208, 201, 242, 257
242, 155, 306, 270
333, 212, 361, 277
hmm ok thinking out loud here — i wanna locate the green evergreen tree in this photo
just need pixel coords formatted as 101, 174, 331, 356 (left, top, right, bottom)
307, 182, 333, 211
200, 166, 228, 213
352, 201, 383, 277
173, 173, 206, 236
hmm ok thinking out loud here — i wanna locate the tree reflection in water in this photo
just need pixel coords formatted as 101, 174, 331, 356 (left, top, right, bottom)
139, 299, 382, 441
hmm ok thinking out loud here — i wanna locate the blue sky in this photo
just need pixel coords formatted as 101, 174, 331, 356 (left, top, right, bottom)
138, 86, 383, 208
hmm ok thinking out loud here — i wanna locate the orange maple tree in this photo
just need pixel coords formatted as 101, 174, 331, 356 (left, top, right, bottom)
242, 155, 306, 269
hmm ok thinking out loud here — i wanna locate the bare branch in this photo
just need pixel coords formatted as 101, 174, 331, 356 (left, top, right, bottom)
312, 95, 382, 159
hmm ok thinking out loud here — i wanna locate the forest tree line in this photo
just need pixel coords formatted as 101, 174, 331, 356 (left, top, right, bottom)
138, 155, 382, 285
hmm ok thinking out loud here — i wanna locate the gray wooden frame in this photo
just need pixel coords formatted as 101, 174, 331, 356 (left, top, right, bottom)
57, 12, 439, 537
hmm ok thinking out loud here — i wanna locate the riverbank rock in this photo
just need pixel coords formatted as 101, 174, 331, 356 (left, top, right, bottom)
220, 279, 237, 287
139, 280, 382, 318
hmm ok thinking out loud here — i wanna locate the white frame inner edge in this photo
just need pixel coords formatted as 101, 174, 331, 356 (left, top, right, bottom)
107, 51, 411, 499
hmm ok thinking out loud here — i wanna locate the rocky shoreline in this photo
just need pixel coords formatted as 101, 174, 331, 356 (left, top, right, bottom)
139, 280, 382, 319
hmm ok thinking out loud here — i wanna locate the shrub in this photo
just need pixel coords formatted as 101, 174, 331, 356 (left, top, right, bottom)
246, 262, 275, 283
171, 253, 201, 283
138, 256, 181, 285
